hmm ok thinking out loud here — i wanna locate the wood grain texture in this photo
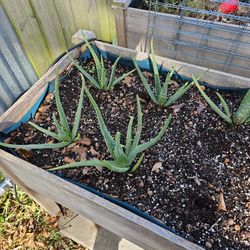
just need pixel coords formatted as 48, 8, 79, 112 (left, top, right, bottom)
125, 7, 250, 78
30, 0, 67, 58
1, 0, 52, 76
0, 151, 202, 250
53, 0, 77, 48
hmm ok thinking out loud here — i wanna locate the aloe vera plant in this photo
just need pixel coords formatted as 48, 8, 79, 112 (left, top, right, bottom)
133, 38, 193, 107
233, 89, 250, 125
49, 74, 172, 173
0, 72, 85, 150
194, 77, 232, 124
69, 32, 135, 90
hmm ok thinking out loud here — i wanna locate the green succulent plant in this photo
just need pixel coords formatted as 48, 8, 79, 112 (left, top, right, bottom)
194, 76, 232, 124
233, 89, 250, 125
69, 32, 135, 91
0, 71, 84, 150
133, 38, 193, 107
49, 74, 172, 173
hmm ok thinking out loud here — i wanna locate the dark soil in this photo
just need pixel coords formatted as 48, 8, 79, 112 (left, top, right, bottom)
6, 57, 250, 250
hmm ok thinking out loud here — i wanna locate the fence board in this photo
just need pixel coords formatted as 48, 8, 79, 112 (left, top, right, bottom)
30, 0, 67, 59
1, 0, 52, 76
53, 0, 77, 48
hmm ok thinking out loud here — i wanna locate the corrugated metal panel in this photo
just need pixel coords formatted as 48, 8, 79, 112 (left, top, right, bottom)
0, 4, 38, 115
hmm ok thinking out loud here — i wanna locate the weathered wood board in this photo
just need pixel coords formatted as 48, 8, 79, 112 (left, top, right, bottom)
0, 41, 249, 250
125, 7, 250, 78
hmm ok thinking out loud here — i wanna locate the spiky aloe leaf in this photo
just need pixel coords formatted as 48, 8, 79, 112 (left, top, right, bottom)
83, 79, 115, 153
130, 95, 143, 151
48, 159, 129, 173
125, 116, 134, 155
28, 121, 61, 141
0, 141, 68, 150
52, 113, 65, 138
195, 80, 232, 123
233, 89, 250, 125
128, 114, 172, 161
108, 56, 121, 89
133, 58, 157, 103
164, 81, 193, 107
54, 72, 70, 131
216, 92, 231, 119
72, 75, 85, 139
113, 132, 128, 163
81, 31, 101, 71
112, 68, 136, 88
68, 53, 100, 89
151, 38, 161, 96
131, 153, 144, 173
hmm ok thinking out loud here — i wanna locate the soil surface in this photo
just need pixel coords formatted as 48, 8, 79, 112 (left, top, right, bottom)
6, 57, 250, 250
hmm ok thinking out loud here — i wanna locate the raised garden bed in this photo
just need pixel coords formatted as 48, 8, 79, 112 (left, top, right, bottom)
113, 0, 250, 78
0, 40, 249, 249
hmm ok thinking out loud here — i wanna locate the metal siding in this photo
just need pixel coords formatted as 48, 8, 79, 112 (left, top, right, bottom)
0, 4, 38, 115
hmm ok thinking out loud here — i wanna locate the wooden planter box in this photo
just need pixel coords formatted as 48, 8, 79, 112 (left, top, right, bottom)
113, 0, 250, 79
0, 40, 249, 250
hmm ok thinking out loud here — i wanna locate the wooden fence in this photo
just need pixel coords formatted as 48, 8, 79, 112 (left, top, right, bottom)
1, 0, 116, 76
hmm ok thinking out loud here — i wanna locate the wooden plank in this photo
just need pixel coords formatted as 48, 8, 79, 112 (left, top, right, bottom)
84, 0, 101, 39
0, 162, 60, 216
1, 0, 52, 76
70, 0, 89, 31
96, 0, 112, 42
53, 0, 77, 47
125, 7, 250, 78
0, 46, 81, 131
30, 0, 67, 58
112, 1, 132, 47
107, 0, 117, 43
0, 150, 202, 250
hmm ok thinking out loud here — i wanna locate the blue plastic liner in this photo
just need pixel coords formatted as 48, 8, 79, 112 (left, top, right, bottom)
1, 43, 244, 247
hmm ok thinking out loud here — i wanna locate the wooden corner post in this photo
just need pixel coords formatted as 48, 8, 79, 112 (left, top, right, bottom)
112, 0, 131, 47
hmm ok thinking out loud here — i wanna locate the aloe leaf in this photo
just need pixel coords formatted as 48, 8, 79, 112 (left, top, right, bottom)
133, 58, 157, 103
129, 114, 172, 161
160, 68, 175, 99
233, 89, 250, 125
52, 113, 65, 138
113, 132, 127, 161
28, 121, 61, 141
84, 84, 115, 153
112, 68, 136, 88
100, 56, 106, 89
216, 92, 231, 119
195, 80, 232, 123
72, 75, 85, 139
125, 116, 134, 155
54, 72, 70, 132
48, 159, 129, 173
150, 38, 161, 96
108, 56, 121, 89
0, 141, 68, 150
164, 81, 193, 107
131, 153, 144, 173
81, 31, 101, 70
131, 95, 143, 151
245, 116, 250, 124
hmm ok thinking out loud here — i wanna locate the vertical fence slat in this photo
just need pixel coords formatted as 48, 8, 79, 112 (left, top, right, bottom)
70, 0, 89, 31
1, 0, 52, 76
30, 0, 67, 59
53, 0, 77, 48
96, 0, 111, 42
107, 0, 117, 43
